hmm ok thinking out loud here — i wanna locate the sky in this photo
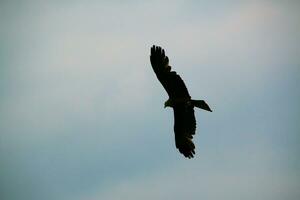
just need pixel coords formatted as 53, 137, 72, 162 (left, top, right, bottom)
0, 1, 299, 200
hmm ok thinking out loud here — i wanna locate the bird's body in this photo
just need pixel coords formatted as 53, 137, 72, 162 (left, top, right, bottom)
150, 45, 212, 158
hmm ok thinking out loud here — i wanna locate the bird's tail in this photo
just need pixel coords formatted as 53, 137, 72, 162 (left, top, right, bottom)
192, 100, 212, 112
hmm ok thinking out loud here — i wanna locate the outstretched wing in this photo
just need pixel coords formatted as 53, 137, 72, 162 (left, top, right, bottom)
150, 45, 190, 99
150, 45, 197, 158
174, 104, 196, 158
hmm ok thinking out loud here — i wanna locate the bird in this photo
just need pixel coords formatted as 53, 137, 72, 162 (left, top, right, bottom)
150, 45, 212, 158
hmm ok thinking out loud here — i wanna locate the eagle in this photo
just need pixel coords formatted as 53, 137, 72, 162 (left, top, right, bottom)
150, 45, 212, 158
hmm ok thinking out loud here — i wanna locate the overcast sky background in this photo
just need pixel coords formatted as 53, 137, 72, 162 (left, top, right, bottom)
1, 1, 299, 200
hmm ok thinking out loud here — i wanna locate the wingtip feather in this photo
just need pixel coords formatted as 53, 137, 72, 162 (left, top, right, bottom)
176, 137, 196, 159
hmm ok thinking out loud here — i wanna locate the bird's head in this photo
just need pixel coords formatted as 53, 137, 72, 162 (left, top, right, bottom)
164, 99, 173, 108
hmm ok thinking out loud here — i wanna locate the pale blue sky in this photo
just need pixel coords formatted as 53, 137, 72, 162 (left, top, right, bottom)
1, 1, 299, 200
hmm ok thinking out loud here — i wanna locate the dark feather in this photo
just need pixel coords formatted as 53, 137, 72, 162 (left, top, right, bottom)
150, 45, 197, 158
173, 103, 196, 158
150, 45, 191, 99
